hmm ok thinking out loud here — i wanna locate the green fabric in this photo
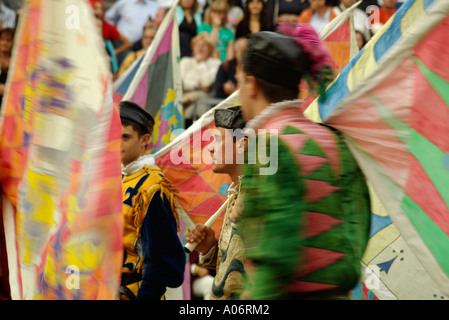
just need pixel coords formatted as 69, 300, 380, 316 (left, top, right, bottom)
239, 125, 371, 299
240, 133, 305, 299
197, 23, 235, 62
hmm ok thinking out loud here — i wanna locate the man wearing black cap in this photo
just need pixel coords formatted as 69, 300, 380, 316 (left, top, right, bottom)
235, 27, 371, 299
185, 106, 248, 300
119, 101, 185, 300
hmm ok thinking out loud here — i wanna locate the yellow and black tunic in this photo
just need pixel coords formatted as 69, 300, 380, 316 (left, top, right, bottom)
121, 159, 185, 300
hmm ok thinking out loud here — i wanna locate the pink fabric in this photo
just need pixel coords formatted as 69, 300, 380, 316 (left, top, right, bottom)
259, 107, 340, 173
277, 23, 332, 78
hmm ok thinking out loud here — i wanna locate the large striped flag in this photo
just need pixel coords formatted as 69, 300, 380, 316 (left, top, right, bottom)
305, 0, 449, 298
113, 1, 183, 154
0, 0, 123, 299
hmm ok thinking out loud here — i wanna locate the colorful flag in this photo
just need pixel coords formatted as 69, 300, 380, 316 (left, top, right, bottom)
299, 1, 360, 111
113, 1, 193, 299
306, 0, 449, 298
154, 92, 240, 237
0, 0, 123, 299
320, 1, 359, 72
113, 2, 183, 154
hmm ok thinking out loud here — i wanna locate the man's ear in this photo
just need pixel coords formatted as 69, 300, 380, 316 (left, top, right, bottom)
237, 136, 248, 155
246, 75, 258, 98
140, 133, 151, 148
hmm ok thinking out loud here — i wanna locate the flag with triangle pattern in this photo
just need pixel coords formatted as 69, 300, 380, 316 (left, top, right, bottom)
305, 0, 449, 299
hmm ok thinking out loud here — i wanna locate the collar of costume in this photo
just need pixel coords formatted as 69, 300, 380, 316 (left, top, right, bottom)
122, 154, 155, 176
243, 99, 304, 133
227, 175, 244, 196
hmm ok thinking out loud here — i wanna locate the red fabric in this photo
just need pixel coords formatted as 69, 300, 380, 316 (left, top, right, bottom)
88, 0, 119, 41
102, 21, 120, 42
378, 7, 396, 25
88, 0, 104, 10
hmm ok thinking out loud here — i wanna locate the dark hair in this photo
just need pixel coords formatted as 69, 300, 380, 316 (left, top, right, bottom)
121, 118, 154, 137
180, 0, 199, 14
254, 77, 299, 103
0, 28, 15, 40
241, 0, 268, 32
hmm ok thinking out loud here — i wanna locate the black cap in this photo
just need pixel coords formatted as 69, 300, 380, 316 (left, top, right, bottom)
242, 31, 310, 89
214, 106, 246, 130
119, 101, 154, 134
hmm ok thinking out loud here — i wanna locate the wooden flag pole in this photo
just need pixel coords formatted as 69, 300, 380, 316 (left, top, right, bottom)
184, 195, 235, 253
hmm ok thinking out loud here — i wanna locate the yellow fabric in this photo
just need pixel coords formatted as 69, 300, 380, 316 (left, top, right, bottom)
117, 49, 144, 78
121, 165, 179, 299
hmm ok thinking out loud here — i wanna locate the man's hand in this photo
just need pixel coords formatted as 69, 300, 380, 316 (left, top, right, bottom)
185, 223, 216, 254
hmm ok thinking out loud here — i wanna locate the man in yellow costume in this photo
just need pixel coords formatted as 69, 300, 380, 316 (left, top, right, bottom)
119, 100, 185, 300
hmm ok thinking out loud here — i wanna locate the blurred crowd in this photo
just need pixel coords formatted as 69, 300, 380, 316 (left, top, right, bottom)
0, 0, 403, 126
92, 0, 402, 128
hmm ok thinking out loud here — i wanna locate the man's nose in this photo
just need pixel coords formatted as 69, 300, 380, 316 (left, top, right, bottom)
206, 142, 214, 153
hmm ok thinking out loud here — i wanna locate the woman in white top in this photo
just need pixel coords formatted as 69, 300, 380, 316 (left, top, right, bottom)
180, 32, 222, 124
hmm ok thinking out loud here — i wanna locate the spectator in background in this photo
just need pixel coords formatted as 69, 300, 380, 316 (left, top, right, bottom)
117, 26, 157, 78
298, 0, 337, 32
357, 0, 380, 12
224, 0, 244, 32
198, 0, 235, 62
213, 37, 247, 99
130, 7, 166, 53
154, 6, 168, 27
131, 18, 156, 52
105, 0, 160, 64
235, 0, 271, 39
177, 0, 203, 57
267, 0, 310, 29
355, 30, 367, 49
0, 1, 16, 28
89, 0, 133, 59
94, 16, 119, 78
0, 28, 14, 108
368, 0, 397, 34
377, 0, 397, 23
180, 33, 221, 126
333, 0, 371, 43
202, 0, 244, 32
3, 0, 22, 12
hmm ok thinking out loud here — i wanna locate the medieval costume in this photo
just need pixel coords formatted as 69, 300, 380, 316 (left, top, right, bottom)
197, 107, 247, 300
119, 102, 185, 300
238, 29, 371, 299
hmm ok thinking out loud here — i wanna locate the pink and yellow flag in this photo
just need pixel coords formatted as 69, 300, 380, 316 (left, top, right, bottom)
113, 3, 183, 155
0, 0, 123, 299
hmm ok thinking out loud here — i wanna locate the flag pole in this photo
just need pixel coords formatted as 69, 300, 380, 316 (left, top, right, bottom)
184, 195, 235, 253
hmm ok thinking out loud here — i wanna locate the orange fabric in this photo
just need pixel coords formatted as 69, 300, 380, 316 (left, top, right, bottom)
298, 7, 337, 24
378, 7, 397, 25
